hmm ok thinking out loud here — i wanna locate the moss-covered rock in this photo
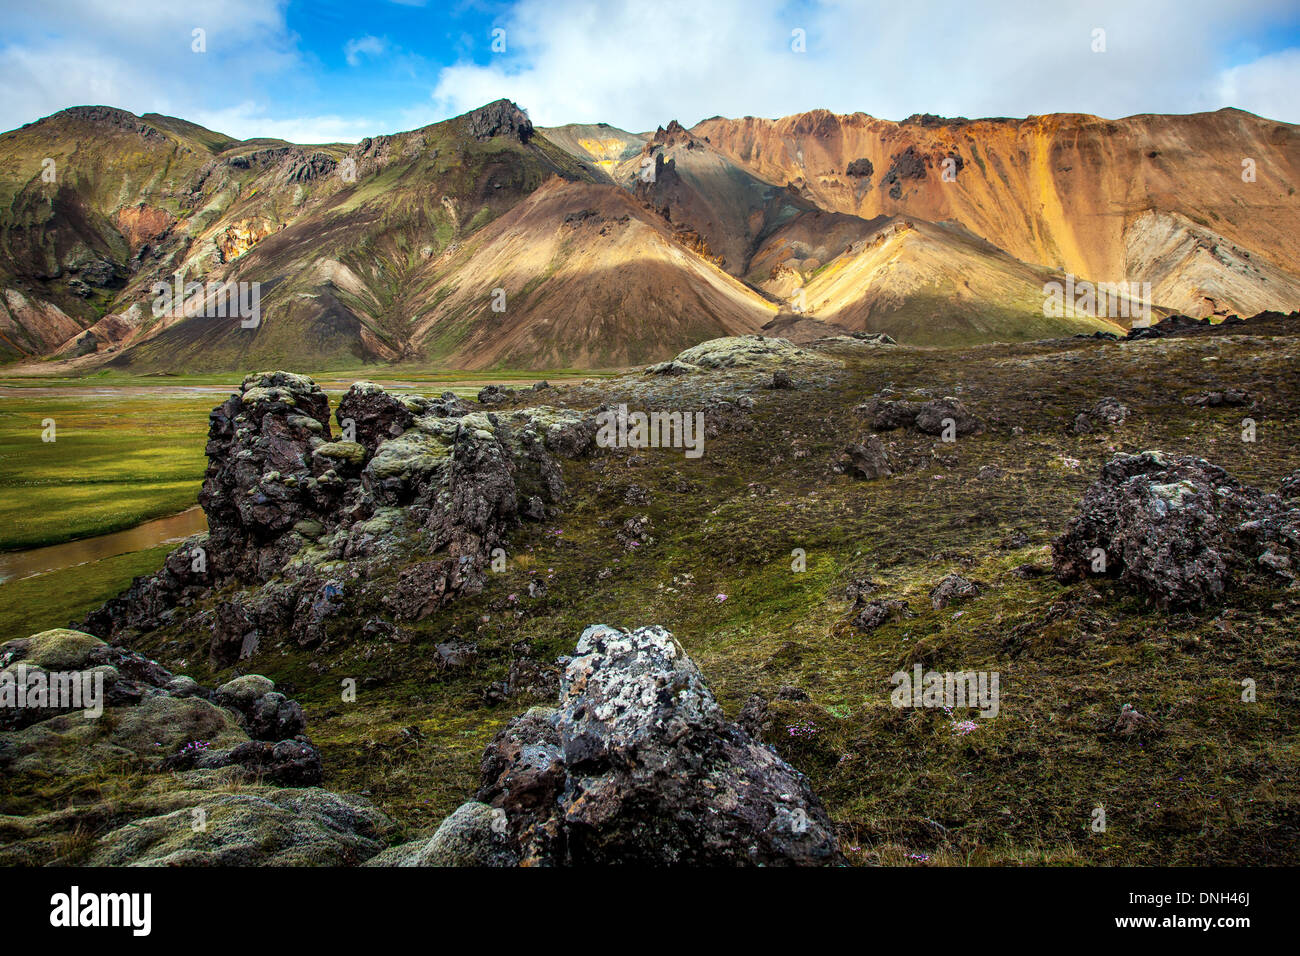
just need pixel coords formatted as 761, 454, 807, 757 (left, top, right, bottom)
84, 787, 396, 866
2, 629, 104, 671
367, 802, 517, 867
313, 440, 367, 466
673, 335, 835, 369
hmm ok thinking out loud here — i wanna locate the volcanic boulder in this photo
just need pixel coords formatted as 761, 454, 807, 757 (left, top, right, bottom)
1052, 451, 1300, 607
1070, 396, 1129, 434
398, 625, 842, 866
931, 573, 980, 609
841, 435, 892, 479
867, 396, 983, 436
1182, 389, 1252, 408
851, 598, 912, 631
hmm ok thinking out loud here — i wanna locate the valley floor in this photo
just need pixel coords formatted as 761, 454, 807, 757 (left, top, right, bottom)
3, 326, 1299, 865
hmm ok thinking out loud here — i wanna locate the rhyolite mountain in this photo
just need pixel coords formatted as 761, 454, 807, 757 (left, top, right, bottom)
1, 100, 1298, 369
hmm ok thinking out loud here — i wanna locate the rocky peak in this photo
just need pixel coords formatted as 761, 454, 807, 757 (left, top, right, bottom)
45, 105, 168, 144
464, 99, 533, 143
650, 118, 695, 149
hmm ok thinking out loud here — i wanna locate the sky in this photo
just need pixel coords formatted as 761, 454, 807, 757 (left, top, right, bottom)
1, 0, 1298, 143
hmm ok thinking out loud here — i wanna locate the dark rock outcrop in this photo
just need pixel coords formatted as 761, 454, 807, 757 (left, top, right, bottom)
464, 99, 533, 143
866, 396, 983, 437
336, 382, 417, 456
83, 372, 594, 664
846, 157, 874, 178
851, 598, 912, 631
1052, 451, 1300, 607
391, 625, 842, 866
1071, 396, 1128, 434
1182, 388, 1252, 408
931, 573, 980, 609
841, 435, 892, 479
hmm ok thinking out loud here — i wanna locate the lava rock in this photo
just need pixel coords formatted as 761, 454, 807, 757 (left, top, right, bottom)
851, 598, 912, 630
1051, 451, 1300, 608
841, 435, 892, 479
930, 574, 980, 609
336, 382, 416, 456
1071, 396, 1128, 434
435, 625, 842, 866
1182, 388, 1251, 408
464, 99, 533, 143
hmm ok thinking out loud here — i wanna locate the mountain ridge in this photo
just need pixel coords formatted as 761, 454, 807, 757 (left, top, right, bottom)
1, 100, 1297, 371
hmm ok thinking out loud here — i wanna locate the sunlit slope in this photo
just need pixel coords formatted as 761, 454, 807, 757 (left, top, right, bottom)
539, 123, 649, 182
799, 218, 1125, 345
102, 104, 596, 372
407, 177, 776, 369
693, 108, 1300, 317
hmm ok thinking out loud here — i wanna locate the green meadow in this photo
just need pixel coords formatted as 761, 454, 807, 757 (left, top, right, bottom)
0, 368, 606, 635
0, 390, 215, 552
0, 367, 610, 553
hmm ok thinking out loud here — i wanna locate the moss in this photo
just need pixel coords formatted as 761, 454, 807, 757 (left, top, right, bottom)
364, 429, 453, 482
8, 326, 1300, 865
313, 441, 367, 466
10, 629, 104, 669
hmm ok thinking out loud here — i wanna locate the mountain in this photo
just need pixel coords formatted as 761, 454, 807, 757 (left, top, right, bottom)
403, 177, 774, 369
0, 101, 1298, 371
794, 217, 1126, 345
692, 108, 1300, 318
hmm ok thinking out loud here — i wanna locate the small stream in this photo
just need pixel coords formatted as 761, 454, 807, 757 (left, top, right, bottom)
0, 506, 208, 585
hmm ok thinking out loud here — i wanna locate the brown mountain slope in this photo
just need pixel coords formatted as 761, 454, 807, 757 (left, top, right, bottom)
5, 102, 1300, 371
538, 123, 649, 183
795, 217, 1129, 344
406, 177, 776, 369
692, 108, 1300, 317
578, 120, 877, 286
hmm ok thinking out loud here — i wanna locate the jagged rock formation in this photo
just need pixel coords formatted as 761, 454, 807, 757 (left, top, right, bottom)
464, 99, 534, 143
83, 371, 595, 664
1052, 452, 1300, 607
376, 625, 842, 866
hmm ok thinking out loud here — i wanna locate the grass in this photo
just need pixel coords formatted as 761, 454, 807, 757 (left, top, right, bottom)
0, 370, 620, 553
4, 324, 1300, 865
0, 544, 172, 636
0, 393, 212, 550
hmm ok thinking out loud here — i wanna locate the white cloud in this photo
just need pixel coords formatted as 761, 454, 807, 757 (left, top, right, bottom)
345, 35, 389, 68
188, 102, 377, 144
429, 0, 1300, 129
1216, 47, 1300, 123
0, 0, 304, 135
1, 0, 1295, 145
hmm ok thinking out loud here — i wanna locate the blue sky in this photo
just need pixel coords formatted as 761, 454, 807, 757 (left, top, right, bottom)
2, 0, 1299, 141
